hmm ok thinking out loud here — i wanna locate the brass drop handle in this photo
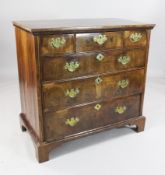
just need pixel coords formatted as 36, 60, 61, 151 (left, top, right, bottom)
94, 104, 102, 111
118, 79, 129, 89
93, 34, 107, 45
64, 61, 80, 72
65, 88, 80, 98
49, 37, 66, 48
96, 53, 104, 61
65, 117, 79, 127
130, 32, 142, 42
95, 77, 103, 85
115, 106, 127, 114
118, 56, 130, 65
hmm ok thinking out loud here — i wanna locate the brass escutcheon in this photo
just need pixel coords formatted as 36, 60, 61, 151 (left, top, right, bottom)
64, 61, 80, 72
94, 104, 102, 111
115, 106, 127, 114
118, 79, 129, 89
118, 56, 130, 65
130, 32, 142, 42
65, 117, 80, 127
65, 88, 80, 98
49, 37, 66, 48
93, 34, 107, 45
96, 53, 104, 61
95, 77, 103, 85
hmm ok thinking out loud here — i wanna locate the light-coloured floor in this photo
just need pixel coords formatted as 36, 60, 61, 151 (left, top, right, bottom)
0, 76, 165, 175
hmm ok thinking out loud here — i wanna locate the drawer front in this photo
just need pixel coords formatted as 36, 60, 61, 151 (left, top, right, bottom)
40, 34, 74, 56
76, 32, 123, 52
42, 49, 145, 81
44, 95, 141, 142
43, 69, 144, 112
124, 31, 147, 48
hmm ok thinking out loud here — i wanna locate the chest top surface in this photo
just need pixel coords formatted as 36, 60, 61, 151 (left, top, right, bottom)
13, 18, 155, 33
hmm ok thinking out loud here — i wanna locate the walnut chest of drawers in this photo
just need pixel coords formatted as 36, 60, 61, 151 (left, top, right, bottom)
13, 19, 155, 163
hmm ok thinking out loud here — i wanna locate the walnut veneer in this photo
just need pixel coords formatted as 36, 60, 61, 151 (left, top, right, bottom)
13, 18, 155, 163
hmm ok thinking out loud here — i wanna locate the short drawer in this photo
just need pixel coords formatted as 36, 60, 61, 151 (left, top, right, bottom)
124, 31, 147, 48
76, 32, 123, 52
42, 49, 146, 81
42, 69, 144, 112
40, 34, 74, 56
44, 95, 141, 142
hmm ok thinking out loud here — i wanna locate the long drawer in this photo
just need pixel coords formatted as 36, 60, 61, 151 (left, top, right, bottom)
42, 69, 144, 112
44, 95, 141, 142
42, 49, 146, 82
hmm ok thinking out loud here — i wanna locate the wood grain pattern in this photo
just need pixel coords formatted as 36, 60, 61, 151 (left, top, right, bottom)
13, 18, 155, 34
40, 34, 74, 56
44, 95, 141, 142
15, 28, 43, 141
13, 19, 155, 163
76, 32, 123, 52
43, 69, 144, 112
42, 49, 146, 81
124, 30, 147, 48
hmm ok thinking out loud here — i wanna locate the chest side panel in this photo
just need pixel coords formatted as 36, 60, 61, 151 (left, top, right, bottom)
15, 28, 43, 141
